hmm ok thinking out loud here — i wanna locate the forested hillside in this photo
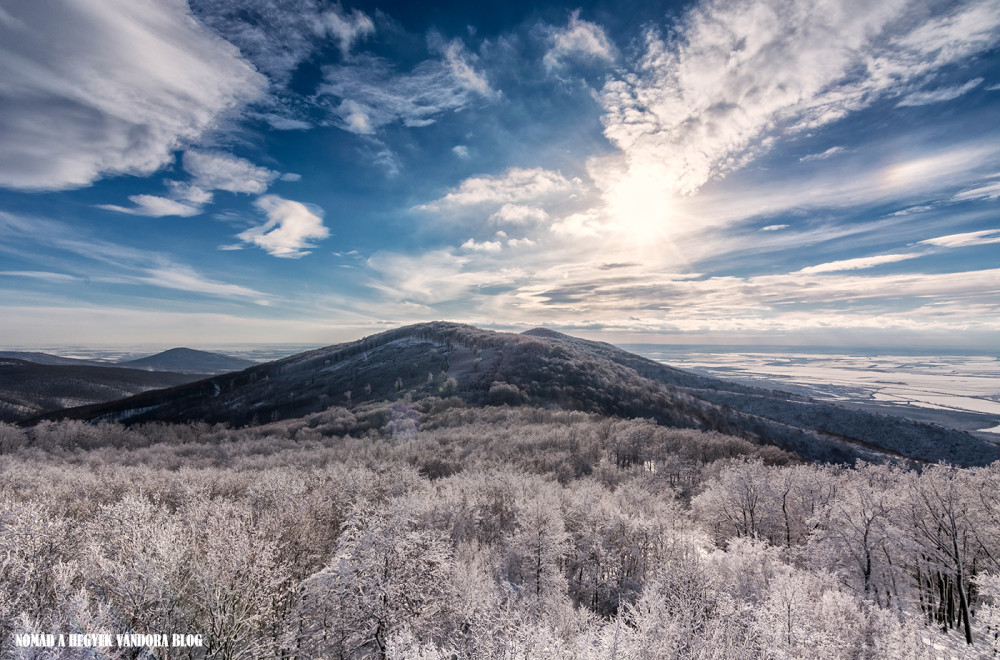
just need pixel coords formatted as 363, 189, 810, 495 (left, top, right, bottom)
31, 323, 1000, 467
1, 401, 998, 658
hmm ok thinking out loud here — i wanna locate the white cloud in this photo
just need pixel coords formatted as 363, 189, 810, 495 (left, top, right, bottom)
166, 183, 215, 205
897, 78, 984, 107
316, 3, 375, 57
319, 41, 495, 135
460, 238, 503, 252
550, 210, 605, 238
453, 145, 470, 159
919, 229, 1000, 248
280, 172, 302, 182
887, 205, 934, 217
544, 10, 616, 70
417, 167, 582, 211
799, 147, 844, 162
489, 204, 551, 225
599, 0, 1000, 197
507, 237, 537, 248
438, 37, 493, 97
182, 150, 278, 195
101, 150, 281, 217
761, 224, 788, 231
97, 195, 202, 218
238, 195, 330, 258
0, 0, 265, 191
795, 253, 924, 274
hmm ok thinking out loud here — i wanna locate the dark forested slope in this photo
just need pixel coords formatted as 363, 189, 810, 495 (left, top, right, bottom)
0, 359, 205, 422
28, 322, 1000, 466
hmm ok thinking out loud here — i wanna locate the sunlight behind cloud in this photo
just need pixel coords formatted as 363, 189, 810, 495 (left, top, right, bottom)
602, 162, 678, 244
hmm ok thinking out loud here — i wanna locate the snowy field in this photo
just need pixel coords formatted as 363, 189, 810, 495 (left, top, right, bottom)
624, 345, 1000, 436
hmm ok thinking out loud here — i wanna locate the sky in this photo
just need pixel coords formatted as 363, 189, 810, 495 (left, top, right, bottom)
0, 0, 998, 349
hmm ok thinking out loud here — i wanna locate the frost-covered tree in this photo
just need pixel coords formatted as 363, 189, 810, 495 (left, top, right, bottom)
294, 496, 455, 659
808, 463, 904, 607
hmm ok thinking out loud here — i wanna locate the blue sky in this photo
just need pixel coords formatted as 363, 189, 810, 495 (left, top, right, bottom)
1, 0, 998, 348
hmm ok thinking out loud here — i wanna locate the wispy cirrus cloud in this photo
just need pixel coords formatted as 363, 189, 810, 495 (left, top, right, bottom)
0, 211, 267, 301
318, 39, 495, 135
97, 195, 203, 218
599, 0, 1000, 197
136, 265, 265, 300
0, 0, 265, 191
897, 78, 984, 107
543, 10, 617, 71
951, 180, 1000, 202
190, 0, 374, 83
795, 253, 924, 274
919, 229, 1000, 248
800, 147, 845, 163
366, 248, 527, 306
415, 167, 584, 212
0, 270, 79, 283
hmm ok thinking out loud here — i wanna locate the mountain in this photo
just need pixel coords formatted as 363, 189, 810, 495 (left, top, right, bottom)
28, 322, 1000, 467
118, 347, 258, 374
0, 359, 207, 423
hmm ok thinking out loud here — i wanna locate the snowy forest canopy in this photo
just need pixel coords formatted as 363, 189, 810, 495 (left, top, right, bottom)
2, 399, 1000, 658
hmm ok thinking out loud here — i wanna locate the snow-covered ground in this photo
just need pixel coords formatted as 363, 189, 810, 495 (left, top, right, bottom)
625, 346, 1000, 435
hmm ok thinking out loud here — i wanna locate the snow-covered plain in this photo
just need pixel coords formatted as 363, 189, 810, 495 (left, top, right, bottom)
625, 346, 1000, 435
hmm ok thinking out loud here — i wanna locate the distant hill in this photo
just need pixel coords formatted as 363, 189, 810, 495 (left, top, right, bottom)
119, 347, 258, 374
0, 351, 107, 367
28, 322, 1000, 467
0, 359, 206, 423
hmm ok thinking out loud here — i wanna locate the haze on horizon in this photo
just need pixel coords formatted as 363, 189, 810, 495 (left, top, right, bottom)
1, 0, 998, 350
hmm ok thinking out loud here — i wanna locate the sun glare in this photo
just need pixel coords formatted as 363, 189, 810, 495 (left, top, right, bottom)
605, 165, 678, 245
